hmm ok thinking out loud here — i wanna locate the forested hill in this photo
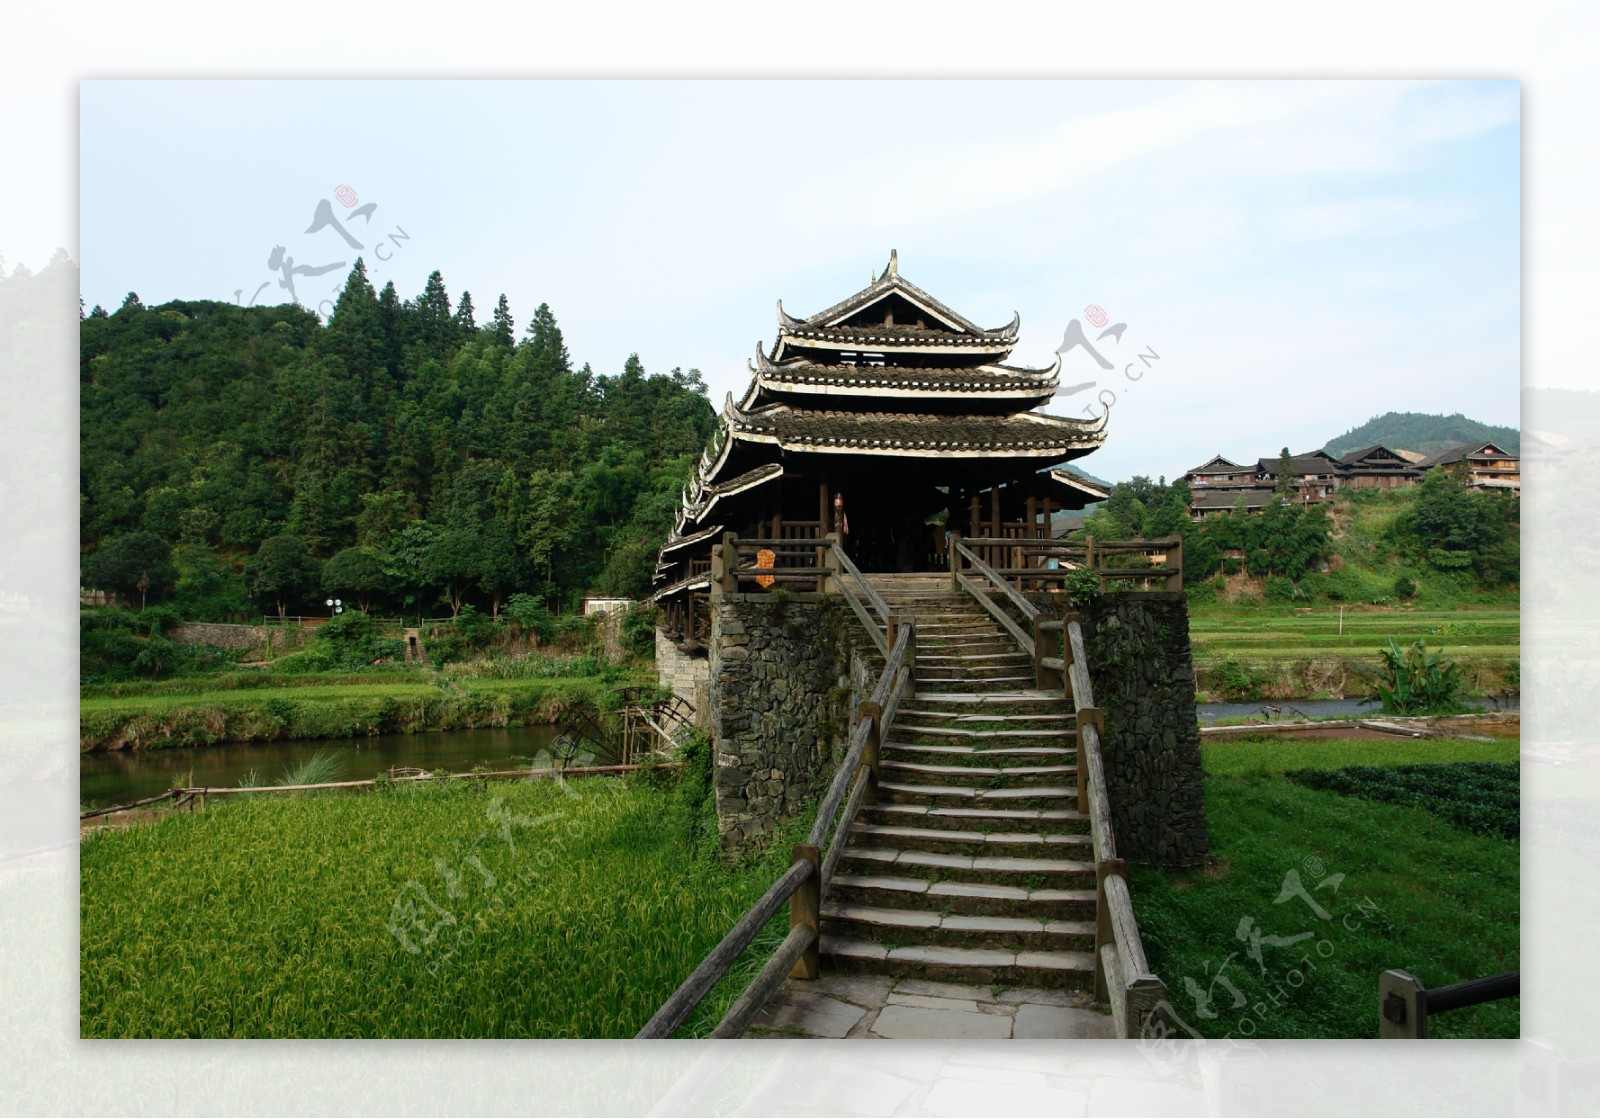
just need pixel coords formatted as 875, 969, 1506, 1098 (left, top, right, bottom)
80, 262, 717, 620
1323, 411, 1520, 457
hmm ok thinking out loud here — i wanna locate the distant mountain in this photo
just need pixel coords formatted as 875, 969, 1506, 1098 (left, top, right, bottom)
1323, 412, 1520, 458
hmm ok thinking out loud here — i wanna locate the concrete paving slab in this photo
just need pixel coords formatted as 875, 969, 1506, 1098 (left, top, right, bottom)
885, 992, 984, 1013
751, 989, 867, 1039
1013, 1003, 1116, 1039
869, 1003, 1013, 1040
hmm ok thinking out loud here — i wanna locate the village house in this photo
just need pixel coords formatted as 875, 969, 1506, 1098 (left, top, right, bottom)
1181, 439, 1520, 518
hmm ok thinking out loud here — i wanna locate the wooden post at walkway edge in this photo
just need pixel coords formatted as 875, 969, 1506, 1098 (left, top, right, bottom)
822, 533, 842, 594
720, 532, 739, 595
789, 844, 821, 979
1094, 856, 1126, 1004
857, 700, 882, 806
1165, 536, 1184, 592
709, 544, 726, 601
1074, 707, 1103, 814
1379, 969, 1427, 1039
948, 532, 961, 592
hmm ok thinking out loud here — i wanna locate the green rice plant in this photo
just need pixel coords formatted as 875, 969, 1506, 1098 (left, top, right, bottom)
80, 777, 805, 1038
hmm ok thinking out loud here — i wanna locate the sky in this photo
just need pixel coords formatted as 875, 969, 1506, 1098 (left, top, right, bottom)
78, 79, 1519, 483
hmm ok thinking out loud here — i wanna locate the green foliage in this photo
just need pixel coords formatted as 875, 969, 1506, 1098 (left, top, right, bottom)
1372, 637, 1469, 715
619, 607, 657, 659
79, 607, 244, 684
1323, 411, 1519, 457
80, 778, 798, 1037
275, 748, 346, 788
1061, 565, 1102, 606
1287, 762, 1518, 839
1132, 746, 1518, 1038
80, 273, 716, 627
1394, 574, 1418, 600
83, 531, 177, 608
245, 534, 321, 617
1388, 468, 1519, 588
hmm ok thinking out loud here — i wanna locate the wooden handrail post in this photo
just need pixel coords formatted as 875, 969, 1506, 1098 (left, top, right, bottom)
709, 544, 726, 601
856, 699, 882, 806
1379, 969, 1427, 1039
823, 533, 842, 595
1094, 857, 1126, 1004
1075, 707, 1103, 813
947, 532, 961, 592
886, 615, 898, 655
790, 845, 822, 980
1166, 536, 1184, 592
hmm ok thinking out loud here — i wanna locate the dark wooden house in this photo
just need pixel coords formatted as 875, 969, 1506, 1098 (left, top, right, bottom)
653, 252, 1108, 644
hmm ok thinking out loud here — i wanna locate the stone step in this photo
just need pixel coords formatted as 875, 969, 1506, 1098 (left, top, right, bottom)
910, 692, 1070, 716
879, 759, 1078, 788
914, 675, 1042, 692
879, 781, 1078, 811
836, 845, 1094, 888
896, 710, 1074, 726
864, 802, 1089, 828
828, 872, 1097, 919
820, 901, 1096, 952
818, 935, 1095, 988
889, 725, 1075, 742
847, 821, 1092, 857
882, 742, 1075, 763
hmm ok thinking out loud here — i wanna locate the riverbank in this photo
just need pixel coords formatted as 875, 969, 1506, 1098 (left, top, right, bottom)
80, 673, 650, 753
1187, 604, 1519, 702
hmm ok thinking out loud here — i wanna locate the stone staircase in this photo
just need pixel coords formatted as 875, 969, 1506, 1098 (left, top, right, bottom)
820, 574, 1097, 990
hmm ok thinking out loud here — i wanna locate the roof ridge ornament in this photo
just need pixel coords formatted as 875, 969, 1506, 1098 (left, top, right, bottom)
886, 249, 898, 277
777, 300, 802, 330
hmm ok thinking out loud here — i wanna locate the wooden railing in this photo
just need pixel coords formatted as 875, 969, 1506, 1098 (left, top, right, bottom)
1379, 968, 1519, 1038
951, 540, 1171, 1038
955, 534, 1183, 594
636, 578, 915, 1039
1057, 613, 1171, 1037
709, 533, 898, 657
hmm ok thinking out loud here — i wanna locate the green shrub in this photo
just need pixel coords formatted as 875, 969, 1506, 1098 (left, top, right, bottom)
1288, 762, 1518, 839
1371, 637, 1468, 715
1394, 574, 1418, 600
1061, 565, 1102, 606
1263, 576, 1297, 603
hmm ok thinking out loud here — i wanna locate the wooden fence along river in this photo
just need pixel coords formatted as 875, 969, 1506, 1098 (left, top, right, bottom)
636, 533, 1173, 1039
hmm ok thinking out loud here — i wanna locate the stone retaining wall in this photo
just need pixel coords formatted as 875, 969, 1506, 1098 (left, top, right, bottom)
656, 627, 710, 718
170, 622, 268, 652
1076, 590, 1209, 867
708, 592, 861, 851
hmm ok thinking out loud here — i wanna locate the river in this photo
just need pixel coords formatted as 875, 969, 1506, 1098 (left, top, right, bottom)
80, 725, 562, 808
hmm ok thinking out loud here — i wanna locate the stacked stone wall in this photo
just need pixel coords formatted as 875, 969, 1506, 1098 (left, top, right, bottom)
708, 593, 860, 851
1028, 589, 1209, 867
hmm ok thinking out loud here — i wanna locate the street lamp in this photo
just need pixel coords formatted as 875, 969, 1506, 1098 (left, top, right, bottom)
326, 597, 344, 617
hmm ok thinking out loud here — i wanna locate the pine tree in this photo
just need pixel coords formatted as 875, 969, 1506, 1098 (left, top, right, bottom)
455, 290, 477, 334
491, 294, 515, 347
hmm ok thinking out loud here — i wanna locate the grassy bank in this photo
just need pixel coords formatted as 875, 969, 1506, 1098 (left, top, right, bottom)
80, 773, 793, 1038
79, 674, 650, 752
1188, 604, 1519, 701
1131, 735, 1519, 1038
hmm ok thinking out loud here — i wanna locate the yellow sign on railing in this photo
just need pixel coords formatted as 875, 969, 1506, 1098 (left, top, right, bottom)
755, 548, 776, 588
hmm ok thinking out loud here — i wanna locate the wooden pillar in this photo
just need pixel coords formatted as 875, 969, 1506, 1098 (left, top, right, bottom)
969, 491, 980, 539
1094, 856, 1126, 1004
856, 699, 882, 806
990, 486, 1001, 538
1041, 496, 1053, 538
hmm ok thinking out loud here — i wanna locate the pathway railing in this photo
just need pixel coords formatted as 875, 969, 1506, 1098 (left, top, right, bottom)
951, 538, 1172, 1038
711, 533, 897, 658
636, 576, 914, 1039
955, 534, 1183, 594
1379, 968, 1519, 1038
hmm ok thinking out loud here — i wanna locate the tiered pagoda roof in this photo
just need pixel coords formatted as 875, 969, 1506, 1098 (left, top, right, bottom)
653, 252, 1108, 600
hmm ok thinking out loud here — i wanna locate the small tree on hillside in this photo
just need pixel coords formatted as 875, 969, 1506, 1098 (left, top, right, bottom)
245, 534, 321, 618
84, 531, 176, 610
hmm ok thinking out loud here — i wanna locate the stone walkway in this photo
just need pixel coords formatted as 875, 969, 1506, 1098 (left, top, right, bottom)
745, 973, 1113, 1040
